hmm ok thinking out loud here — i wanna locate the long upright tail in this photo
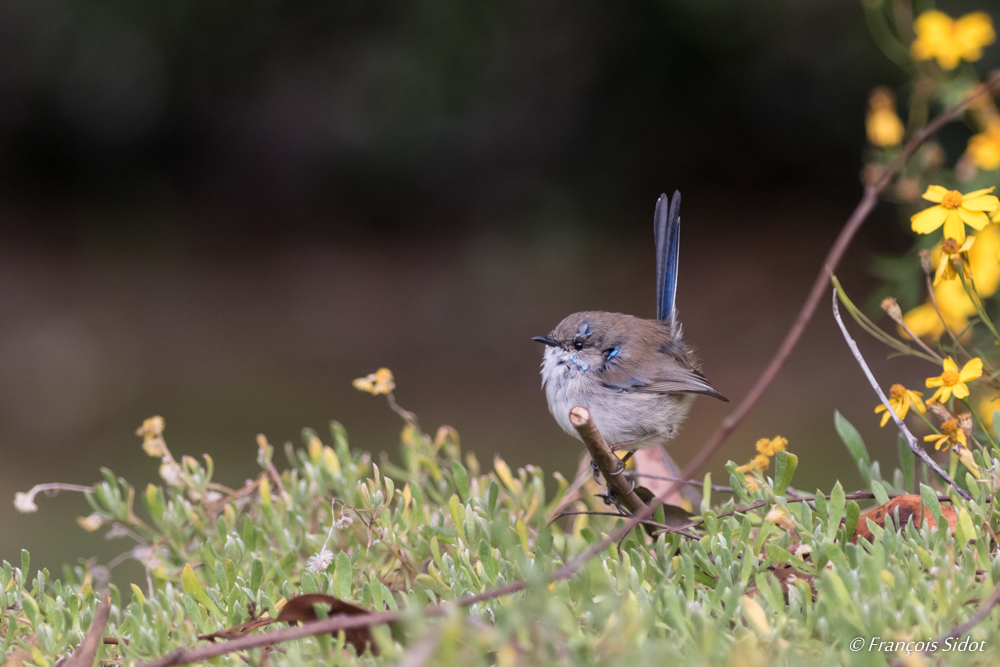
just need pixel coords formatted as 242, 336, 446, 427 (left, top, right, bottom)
653, 191, 681, 325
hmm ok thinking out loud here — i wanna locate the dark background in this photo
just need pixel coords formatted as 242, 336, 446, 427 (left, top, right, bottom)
1, 0, 990, 578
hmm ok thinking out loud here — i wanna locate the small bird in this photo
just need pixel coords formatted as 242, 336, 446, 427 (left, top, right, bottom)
533, 192, 727, 466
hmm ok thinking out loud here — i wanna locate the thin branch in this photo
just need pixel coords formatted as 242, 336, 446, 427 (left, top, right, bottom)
629, 472, 733, 492
890, 581, 1000, 667
832, 288, 972, 500
394, 626, 442, 667
569, 407, 645, 514
64, 570, 111, 667
925, 272, 974, 360
652, 490, 954, 537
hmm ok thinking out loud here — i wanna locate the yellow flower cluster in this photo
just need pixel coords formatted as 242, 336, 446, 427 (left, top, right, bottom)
874, 384, 925, 427
735, 436, 787, 473
136, 415, 167, 457
903, 225, 1000, 340
353, 367, 396, 395
866, 88, 905, 147
910, 10, 995, 70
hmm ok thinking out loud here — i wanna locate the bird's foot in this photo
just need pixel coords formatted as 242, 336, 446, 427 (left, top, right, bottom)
596, 473, 636, 516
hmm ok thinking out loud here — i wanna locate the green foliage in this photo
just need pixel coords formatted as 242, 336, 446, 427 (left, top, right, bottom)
5, 404, 1000, 667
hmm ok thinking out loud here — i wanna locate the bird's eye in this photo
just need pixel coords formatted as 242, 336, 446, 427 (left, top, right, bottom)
573, 340, 584, 351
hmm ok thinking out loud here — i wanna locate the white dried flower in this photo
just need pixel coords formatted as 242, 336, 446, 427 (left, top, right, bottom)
793, 544, 812, 559
335, 515, 354, 530
159, 461, 184, 487
104, 523, 130, 539
14, 492, 38, 513
77, 514, 103, 532
306, 548, 334, 573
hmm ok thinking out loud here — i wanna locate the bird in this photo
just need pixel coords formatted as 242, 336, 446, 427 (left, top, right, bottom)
533, 191, 727, 474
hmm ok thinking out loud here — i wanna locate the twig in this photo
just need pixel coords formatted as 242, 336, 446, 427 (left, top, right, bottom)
890, 581, 1000, 667
676, 72, 1000, 496
63, 569, 111, 667
652, 490, 954, 537
925, 273, 974, 360
569, 407, 645, 514
629, 473, 733, 492
394, 626, 442, 667
832, 288, 972, 500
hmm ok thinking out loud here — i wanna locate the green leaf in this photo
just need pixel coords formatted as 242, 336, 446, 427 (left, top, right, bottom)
843, 501, 861, 543
334, 551, 352, 600
764, 543, 792, 564
956, 507, 976, 544
20, 550, 29, 588
478, 539, 498, 584
773, 452, 798, 496
249, 559, 264, 593
487, 480, 499, 516
182, 564, 222, 616
897, 434, 914, 493
835, 412, 870, 481
452, 462, 470, 503
826, 482, 845, 541
919, 483, 945, 531
993, 409, 1000, 446
870, 479, 890, 507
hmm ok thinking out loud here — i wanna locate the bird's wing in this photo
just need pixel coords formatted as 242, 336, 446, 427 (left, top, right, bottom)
600, 350, 727, 401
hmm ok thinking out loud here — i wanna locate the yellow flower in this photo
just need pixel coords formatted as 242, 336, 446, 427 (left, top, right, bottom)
967, 123, 1000, 170
353, 367, 396, 395
910, 186, 999, 243
755, 436, 788, 457
866, 88, 905, 147
933, 235, 976, 285
923, 418, 968, 451
136, 416, 167, 457
874, 384, 926, 427
926, 356, 983, 403
911, 10, 996, 70
735, 454, 770, 473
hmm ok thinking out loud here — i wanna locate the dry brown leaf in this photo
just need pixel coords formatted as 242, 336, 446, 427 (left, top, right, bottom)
852, 494, 957, 543
276, 593, 379, 656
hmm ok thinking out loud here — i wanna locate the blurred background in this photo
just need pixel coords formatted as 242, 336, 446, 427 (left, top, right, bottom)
2, 0, 995, 578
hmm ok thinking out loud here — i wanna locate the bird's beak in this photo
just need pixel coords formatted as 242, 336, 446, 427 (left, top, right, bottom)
532, 336, 559, 347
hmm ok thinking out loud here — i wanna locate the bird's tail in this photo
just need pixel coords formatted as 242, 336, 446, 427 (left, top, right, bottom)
654, 191, 681, 325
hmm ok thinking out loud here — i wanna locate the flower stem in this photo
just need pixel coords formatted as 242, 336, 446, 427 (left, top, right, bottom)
914, 408, 941, 435
962, 397, 1000, 454
958, 272, 1000, 343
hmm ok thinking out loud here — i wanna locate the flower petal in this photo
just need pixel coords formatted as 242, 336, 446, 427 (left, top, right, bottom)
943, 356, 958, 372
922, 185, 949, 203
959, 357, 983, 381
911, 205, 948, 233
952, 382, 970, 399
959, 207, 990, 231
961, 195, 1000, 211
944, 211, 967, 241
879, 411, 891, 427
926, 376, 944, 387
962, 186, 996, 200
